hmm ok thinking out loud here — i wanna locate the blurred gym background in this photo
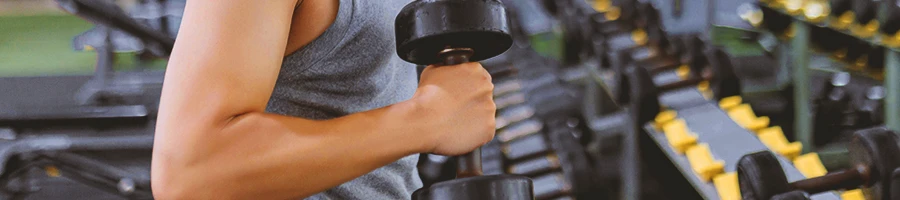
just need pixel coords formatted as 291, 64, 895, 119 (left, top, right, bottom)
0, 0, 166, 77
3, 0, 897, 199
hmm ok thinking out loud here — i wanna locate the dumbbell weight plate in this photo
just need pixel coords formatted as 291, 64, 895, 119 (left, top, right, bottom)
412, 174, 533, 200
705, 47, 742, 101
394, 0, 512, 65
849, 127, 900, 200
617, 63, 660, 125
851, 0, 877, 25
737, 151, 792, 200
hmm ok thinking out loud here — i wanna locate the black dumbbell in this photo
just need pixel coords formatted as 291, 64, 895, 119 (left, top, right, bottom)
759, 6, 793, 35
643, 35, 702, 75
602, 6, 668, 57
810, 26, 853, 53
737, 127, 900, 200
604, 34, 679, 79
394, 1, 533, 199
882, 2, 900, 35
589, 0, 638, 35
829, 0, 852, 18
852, 0, 877, 26
857, 86, 885, 126
843, 41, 872, 65
620, 46, 740, 102
618, 46, 740, 125
813, 72, 852, 145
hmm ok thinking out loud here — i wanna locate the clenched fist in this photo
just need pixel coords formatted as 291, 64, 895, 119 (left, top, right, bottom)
412, 62, 496, 156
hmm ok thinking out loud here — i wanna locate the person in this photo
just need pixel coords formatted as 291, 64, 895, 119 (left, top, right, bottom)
150, 0, 497, 199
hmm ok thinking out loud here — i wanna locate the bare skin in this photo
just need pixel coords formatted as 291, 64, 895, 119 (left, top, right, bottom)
151, 0, 496, 200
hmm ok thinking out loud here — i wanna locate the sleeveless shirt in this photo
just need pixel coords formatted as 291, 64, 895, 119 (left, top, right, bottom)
265, 0, 422, 199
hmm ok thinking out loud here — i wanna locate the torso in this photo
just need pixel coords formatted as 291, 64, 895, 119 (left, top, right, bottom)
269, 0, 422, 199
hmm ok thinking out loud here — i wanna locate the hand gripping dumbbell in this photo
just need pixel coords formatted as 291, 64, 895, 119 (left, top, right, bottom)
737, 127, 900, 200
395, 0, 534, 199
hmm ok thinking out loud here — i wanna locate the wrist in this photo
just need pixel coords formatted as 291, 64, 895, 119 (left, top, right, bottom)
402, 88, 439, 154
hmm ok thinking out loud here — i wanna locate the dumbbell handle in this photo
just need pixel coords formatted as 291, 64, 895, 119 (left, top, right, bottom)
648, 63, 681, 75
790, 165, 870, 194
439, 48, 484, 178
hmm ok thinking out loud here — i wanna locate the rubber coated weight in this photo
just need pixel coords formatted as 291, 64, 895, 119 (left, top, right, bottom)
844, 41, 871, 63
829, 0, 852, 16
771, 190, 811, 200
851, 0, 877, 24
684, 36, 707, 78
395, 0, 512, 65
635, 3, 660, 29
883, 4, 900, 34
737, 151, 792, 200
413, 175, 533, 200
617, 63, 659, 125
668, 36, 691, 64
705, 47, 742, 100
849, 127, 900, 200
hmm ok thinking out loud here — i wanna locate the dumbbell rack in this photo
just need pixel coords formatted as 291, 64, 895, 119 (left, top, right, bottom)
642, 68, 843, 199
485, 69, 587, 200
745, 0, 900, 154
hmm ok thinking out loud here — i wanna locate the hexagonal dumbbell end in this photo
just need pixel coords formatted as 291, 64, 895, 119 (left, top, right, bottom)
395, 0, 513, 66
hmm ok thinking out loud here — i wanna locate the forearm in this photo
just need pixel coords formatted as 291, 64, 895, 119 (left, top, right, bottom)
152, 100, 430, 200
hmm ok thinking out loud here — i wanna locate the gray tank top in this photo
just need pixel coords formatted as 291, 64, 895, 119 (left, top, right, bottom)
265, 0, 422, 199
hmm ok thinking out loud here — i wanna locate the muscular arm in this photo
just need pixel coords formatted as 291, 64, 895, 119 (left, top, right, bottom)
151, 0, 432, 199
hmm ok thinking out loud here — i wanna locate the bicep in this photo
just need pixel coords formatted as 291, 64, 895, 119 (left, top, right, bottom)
159, 0, 297, 128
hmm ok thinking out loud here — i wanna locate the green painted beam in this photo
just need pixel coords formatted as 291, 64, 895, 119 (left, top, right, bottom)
791, 21, 813, 153
886, 50, 900, 131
